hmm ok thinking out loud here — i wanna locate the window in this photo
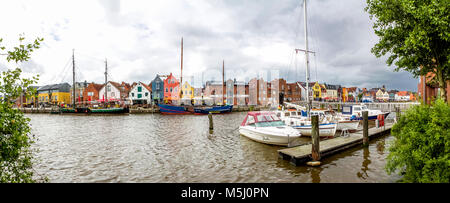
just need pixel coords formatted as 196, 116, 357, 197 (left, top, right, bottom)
246, 116, 255, 125
132, 93, 135, 97
170, 87, 172, 92
166, 88, 168, 92
138, 86, 142, 92
55, 96, 58, 101
145, 92, 148, 97
138, 94, 142, 98
111, 92, 115, 97
107, 85, 111, 92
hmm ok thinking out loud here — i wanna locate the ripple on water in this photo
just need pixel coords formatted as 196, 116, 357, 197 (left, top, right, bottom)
27, 113, 399, 183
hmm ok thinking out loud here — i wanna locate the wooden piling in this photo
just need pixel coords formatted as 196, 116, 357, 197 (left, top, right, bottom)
362, 111, 369, 147
208, 112, 213, 130
396, 107, 401, 122
311, 115, 320, 161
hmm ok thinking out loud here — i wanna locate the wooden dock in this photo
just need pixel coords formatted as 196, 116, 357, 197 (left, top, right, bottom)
278, 123, 393, 166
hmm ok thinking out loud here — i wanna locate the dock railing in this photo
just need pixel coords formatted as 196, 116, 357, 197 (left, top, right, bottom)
293, 101, 419, 112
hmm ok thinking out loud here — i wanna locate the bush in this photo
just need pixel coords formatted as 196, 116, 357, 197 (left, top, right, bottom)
1, 36, 43, 182
386, 99, 450, 183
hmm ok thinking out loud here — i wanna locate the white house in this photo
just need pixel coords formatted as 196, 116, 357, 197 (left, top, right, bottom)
128, 82, 152, 105
395, 91, 410, 101
98, 81, 131, 103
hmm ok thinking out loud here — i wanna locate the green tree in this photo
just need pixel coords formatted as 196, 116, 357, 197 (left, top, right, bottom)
365, 0, 450, 103
0, 35, 44, 183
386, 99, 450, 183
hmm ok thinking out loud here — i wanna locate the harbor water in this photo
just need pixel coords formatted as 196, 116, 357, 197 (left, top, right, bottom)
28, 112, 400, 182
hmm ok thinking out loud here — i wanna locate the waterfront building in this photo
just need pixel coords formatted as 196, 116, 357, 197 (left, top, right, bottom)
248, 78, 259, 106
323, 84, 340, 101
235, 81, 247, 106
163, 73, 180, 104
98, 81, 131, 103
204, 81, 224, 105
375, 89, 389, 102
346, 87, 358, 102
417, 71, 450, 104
151, 75, 164, 104
312, 82, 322, 101
226, 79, 234, 105
82, 83, 104, 104
388, 90, 398, 102
285, 83, 301, 103
37, 83, 71, 106
70, 81, 89, 104
395, 91, 410, 101
180, 81, 194, 105
298, 82, 315, 101
129, 82, 152, 105
23, 86, 40, 107
270, 78, 287, 105
258, 78, 268, 106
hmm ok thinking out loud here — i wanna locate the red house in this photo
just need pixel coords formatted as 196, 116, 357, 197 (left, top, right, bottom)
163, 73, 180, 104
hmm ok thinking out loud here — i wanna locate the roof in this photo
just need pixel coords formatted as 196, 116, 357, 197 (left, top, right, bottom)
37, 83, 71, 92
397, 91, 409, 96
88, 83, 104, 91
141, 82, 152, 92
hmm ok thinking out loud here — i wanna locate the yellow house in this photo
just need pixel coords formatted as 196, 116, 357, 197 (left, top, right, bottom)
37, 83, 71, 106
312, 82, 322, 100
181, 81, 194, 99
342, 87, 348, 102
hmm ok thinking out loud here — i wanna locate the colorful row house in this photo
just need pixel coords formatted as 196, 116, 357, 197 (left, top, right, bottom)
98, 81, 131, 104
129, 82, 152, 104
37, 83, 71, 106
151, 75, 164, 104
163, 73, 180, 104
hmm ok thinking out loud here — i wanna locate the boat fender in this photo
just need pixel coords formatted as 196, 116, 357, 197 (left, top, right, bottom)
377, 114, 385, 126
307, 161, 321, 166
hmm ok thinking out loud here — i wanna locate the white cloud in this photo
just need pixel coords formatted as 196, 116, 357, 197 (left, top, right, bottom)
0, 0, 418, 91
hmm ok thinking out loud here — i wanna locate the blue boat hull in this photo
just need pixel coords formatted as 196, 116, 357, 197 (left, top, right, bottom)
194, 105, 233, 115
157, 104, 191, 115
158, 104, 233, 115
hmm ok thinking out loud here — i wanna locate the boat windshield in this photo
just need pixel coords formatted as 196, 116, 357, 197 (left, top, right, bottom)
256, 114, 281, 122
255, 120, 285, 127
361, 106, 368, 110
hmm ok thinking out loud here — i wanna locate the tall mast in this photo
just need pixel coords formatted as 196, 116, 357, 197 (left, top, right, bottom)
222, 60, 225, 105
72, 49, 76, 108
304, 0, 311, 115
180, 37, 183, 100
105, 58, 108, 102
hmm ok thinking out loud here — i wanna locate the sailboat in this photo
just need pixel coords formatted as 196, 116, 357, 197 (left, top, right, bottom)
158, 38, 233, 115
276, 0, 337, 137
60, 50, 129, 114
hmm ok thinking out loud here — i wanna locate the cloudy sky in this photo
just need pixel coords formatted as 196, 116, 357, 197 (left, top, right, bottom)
0, 0, 418, 91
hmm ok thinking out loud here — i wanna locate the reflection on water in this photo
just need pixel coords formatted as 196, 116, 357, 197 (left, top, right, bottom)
27, 112, 400, 183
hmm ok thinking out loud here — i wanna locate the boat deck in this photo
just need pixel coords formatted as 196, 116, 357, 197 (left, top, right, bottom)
278, 123, 393, 166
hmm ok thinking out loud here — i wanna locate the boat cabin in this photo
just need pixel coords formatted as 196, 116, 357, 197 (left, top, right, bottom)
342, 105, 368, 116
241, 111, 285, 127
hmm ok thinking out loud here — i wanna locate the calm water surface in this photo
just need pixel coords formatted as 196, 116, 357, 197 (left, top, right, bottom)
27, 112, 400, 183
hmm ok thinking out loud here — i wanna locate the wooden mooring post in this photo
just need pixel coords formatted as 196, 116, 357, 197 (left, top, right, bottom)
362, 111, 369, 147
395, 107, 401, 122
307, 115, 321, 166
208, 112, 213, 131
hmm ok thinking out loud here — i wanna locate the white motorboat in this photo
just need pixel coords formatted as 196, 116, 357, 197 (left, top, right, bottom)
310, 109, 360, 131
275, 109, 337, 137
341, 104, 390, 120
239, 111, 301, 146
